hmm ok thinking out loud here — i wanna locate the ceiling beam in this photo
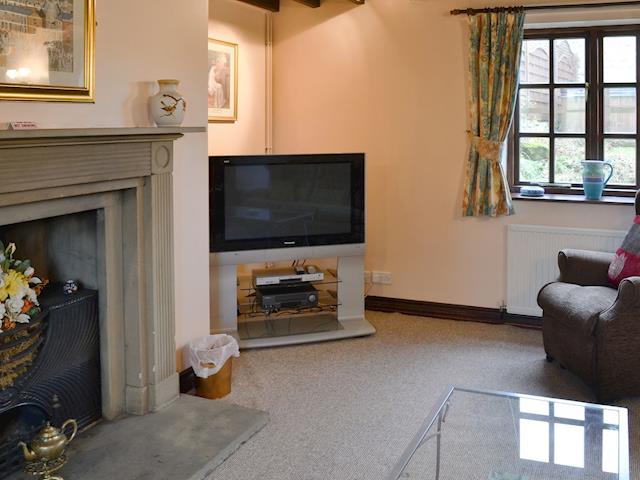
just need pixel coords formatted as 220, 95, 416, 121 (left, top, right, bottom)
293, 0, 365, 6
236, 0, 279, 11
234, 0, 363, 11
294, 0, 321, 7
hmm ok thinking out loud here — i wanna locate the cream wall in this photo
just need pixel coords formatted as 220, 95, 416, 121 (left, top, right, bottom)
209, 0, 268, 155
208, 0, 269, 281
0, 0, 210, 370
272, 0, 636, 309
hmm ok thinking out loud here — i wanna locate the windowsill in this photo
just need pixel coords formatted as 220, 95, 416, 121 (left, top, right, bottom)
512, 192, 636, 205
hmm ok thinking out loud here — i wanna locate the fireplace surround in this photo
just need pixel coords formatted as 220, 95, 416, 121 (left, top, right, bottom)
0, 127, 203, 420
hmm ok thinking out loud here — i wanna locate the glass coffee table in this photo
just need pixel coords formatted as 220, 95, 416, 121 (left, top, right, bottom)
388, 387, 629, 480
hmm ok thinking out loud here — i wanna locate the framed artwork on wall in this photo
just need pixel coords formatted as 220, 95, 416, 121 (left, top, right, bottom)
208, 38, 237, 123
0, 0, 95, 102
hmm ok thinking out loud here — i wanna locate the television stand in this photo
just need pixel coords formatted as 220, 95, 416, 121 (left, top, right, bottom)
210, 244, 375, 349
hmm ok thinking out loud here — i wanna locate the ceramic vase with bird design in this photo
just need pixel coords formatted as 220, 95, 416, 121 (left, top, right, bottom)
150, 79, 186, 127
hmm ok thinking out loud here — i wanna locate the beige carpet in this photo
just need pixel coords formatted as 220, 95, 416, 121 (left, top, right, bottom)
207, 311, 639, 480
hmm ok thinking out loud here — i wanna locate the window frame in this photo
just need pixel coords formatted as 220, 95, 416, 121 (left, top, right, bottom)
508, 25, 640, 197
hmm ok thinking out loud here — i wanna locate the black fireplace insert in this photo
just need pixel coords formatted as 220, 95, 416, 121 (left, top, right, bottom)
0, 286, 101, 478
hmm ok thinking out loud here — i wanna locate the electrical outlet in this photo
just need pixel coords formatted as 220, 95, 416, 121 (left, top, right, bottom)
372, 271, 392, 285
364, 270, 372, 283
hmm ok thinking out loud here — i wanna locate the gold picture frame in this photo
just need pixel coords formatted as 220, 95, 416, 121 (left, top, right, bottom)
208, 38, 238, 123
0, 0, 96, 102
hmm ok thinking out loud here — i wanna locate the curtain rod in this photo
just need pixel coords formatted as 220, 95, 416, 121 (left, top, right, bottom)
450, 0, 640, 15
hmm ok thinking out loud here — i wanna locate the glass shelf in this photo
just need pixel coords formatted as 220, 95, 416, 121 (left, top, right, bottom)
237, 269, 341, 292
237, 311, 343, 341
235, 265, 345, 341
237, 290, 340, 316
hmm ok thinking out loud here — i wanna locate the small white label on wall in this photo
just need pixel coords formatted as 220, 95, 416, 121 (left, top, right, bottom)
0, 121, 39, 130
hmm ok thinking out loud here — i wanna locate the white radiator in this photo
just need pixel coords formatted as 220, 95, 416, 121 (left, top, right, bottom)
506, 225, 626, 317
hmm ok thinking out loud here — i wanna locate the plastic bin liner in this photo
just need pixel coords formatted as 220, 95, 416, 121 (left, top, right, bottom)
188, 334, 239, 378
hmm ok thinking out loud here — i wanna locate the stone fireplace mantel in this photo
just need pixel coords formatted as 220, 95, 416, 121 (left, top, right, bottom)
0, 127, 205, 420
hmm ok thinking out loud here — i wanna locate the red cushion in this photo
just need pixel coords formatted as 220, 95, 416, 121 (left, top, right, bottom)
609, 215, 640, 287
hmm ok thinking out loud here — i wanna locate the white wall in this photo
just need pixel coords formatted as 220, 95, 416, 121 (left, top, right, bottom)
0, 0, 210, 370
272, 0, 636, 310
209, 0, 268, 155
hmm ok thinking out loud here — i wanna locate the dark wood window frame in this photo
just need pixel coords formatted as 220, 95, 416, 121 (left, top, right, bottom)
508, 25, 640, 198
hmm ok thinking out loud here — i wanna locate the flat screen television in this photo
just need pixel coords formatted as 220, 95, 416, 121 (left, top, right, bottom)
210, 153, 365, 252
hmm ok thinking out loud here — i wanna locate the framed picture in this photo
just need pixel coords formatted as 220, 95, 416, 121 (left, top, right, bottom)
0, 0, 95, 102
208, 38, 237, 123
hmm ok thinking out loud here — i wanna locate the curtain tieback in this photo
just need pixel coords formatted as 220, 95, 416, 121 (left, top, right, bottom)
469, 134, 503, 160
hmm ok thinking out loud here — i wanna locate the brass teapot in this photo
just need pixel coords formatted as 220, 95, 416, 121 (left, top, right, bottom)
18, 419, 77, 463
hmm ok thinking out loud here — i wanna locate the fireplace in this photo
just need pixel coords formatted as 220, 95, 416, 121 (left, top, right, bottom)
0, 128, 198, 475
0, 286, 100, 477
0, 209, 105, 476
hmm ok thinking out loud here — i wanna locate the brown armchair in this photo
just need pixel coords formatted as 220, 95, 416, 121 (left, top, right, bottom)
537, 192, 640, 401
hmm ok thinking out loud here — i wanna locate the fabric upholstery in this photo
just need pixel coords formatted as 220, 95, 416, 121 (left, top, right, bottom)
538, 283, 616, 336
462, 11, 525, 218
557, 249, 615, 287
538, 249, 640, 401
543, 313, 597, 388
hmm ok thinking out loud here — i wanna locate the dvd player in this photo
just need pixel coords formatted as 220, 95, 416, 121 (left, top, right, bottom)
252, 266, 324, 286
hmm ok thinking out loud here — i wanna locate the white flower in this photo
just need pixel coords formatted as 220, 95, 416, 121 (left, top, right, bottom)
6, 296, 24, 314
27, 288, 38, 305
15, 313, 30, 324
0, 252, 5, 263
24, 266, 34, 277
0, 302, 5, 319
29, 277, 42, 285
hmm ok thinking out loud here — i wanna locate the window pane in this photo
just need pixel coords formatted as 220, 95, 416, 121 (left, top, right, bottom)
554, 424, 585, 468
604, 36, 636, 83
520, 39, 550, 84
519, 89, 550, 133
605, 139, 637, 185
603, 429, 619, 474
604, 88, 637, 134
555, 138, 586, 184
555, 88, 586, 133
554, 403, 585, 421
520, 137, 550, 183
520, 398, 550, 416
520, 419, 549, 463
554, 38, 586, 84
603, 409, 620, 426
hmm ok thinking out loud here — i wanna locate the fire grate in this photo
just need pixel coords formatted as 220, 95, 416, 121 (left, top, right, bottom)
0, 286, 100, 478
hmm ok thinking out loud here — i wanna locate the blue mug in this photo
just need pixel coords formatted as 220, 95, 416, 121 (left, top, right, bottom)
581, 161, 614, 201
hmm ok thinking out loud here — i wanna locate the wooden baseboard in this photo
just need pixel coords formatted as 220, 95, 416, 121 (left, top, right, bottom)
365, 296, 541, 329
179, 366, 196, 394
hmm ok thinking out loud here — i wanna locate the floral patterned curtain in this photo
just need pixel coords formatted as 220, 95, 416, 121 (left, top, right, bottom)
462, 10, 525, 217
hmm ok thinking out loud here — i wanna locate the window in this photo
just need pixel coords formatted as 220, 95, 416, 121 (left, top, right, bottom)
518, 399, 621, 474
509, 26, 640, 195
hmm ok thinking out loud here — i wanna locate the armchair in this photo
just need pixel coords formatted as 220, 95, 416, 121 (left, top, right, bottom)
537, 193, 640, 401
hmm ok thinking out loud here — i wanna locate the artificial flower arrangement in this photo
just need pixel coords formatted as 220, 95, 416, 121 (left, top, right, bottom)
0, 242, 46, 333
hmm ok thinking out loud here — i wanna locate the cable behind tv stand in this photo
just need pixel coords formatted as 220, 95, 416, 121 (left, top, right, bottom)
210, 244, 375, 349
